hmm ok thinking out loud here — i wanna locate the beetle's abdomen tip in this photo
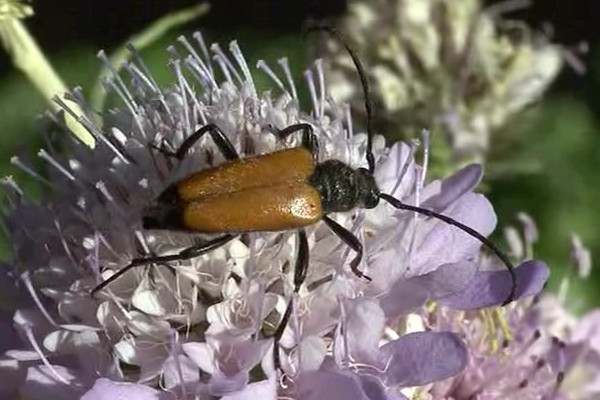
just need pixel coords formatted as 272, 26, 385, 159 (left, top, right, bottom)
141, 195, 184, 230
141, 202, 165, 229
142, 215, 162, 230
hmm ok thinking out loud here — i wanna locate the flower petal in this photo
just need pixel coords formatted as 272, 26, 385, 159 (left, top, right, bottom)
292, 335, 327, 372
296, 370, 408, 400
378, 331, 467, 387
209, 371, 249, 396
334, 299, 384, 362
422, 164, 483, 212
162, 354, 199, 390
381, 260, 476, 322
570, 233, 592, 278
81, 378, 162, 400
570, 310, 600, 352
182, 342, 216, 374
220, 379, 276, 400
359, 375, 409, 400
297, 370, 367, 400
374, 142, 415, 198
22, 365, 84, 400
439, 259, 549, 309
418, 261, 478, 299
413, 193, 496, 275
379, 278, 429, 319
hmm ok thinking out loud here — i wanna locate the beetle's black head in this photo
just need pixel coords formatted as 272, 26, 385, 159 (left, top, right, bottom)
310, 161, 381, 213
355, 167, 380, 209
141, 185, 184, 230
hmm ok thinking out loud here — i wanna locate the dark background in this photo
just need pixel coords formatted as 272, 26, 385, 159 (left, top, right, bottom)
1, 0, 596, 127
0, 0, 595, 76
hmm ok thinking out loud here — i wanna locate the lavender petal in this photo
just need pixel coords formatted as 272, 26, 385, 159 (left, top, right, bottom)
570, 233, 592, 278
380, 262, 477, 319
422, 164, 483, 212
22, 365, 84, 400
339, 299, 385, 359
378, 331, 467, 387
413, 193, 496, 275
81, 378, 162, 400
418, 261, 478, 299
209, 371, 249, 396
296, 370, 368, 400
439, 260, 550, 310
359, 375, 409, 400
570, 310, 600, 351
379, 278, 429, 319
161, 354, 199, 390
220, 379, 276, 400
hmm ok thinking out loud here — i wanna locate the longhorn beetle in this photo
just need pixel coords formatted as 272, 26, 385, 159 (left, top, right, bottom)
91, 27, 517, 368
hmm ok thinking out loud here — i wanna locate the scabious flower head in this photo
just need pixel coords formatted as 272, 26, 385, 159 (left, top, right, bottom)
426, 216, 600, 400
0, 32, 546, 399
323, 0, 563, 161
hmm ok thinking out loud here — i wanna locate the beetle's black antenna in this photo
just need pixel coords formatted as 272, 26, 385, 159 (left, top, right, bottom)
309, 25, 375, 174
379, 193, 517, 305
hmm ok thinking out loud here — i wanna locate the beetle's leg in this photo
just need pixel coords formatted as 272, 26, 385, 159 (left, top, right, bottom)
91, 234, 237, 296
323, 216, 371, 281
276, 123, 319, 157
272, 229, 309, 369
156, 123, 239, 161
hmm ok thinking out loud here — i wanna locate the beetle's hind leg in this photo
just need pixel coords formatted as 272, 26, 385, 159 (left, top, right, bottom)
276, 123, 319, 158
272, 229, 309, 370
153, 123, 239, 161
323, 215, 371, 281
90, 234, 237, 296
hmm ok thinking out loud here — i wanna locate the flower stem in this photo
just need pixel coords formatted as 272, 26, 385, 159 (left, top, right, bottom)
0, 18, 96, 147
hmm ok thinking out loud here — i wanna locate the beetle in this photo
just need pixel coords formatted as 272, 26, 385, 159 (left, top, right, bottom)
91, 27, 517, 368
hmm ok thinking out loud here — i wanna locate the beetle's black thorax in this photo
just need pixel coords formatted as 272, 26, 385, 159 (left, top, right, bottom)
309, 160, 380, 213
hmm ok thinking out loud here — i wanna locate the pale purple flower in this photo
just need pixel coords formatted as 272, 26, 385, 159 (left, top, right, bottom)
428, 301, 566, 399
569, 233, 591, 280
427, 218, 599, 400
323, 0, 564, 161
228, 298, 467, 400
0, 32, 544, 399
81, 378, 165, 400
